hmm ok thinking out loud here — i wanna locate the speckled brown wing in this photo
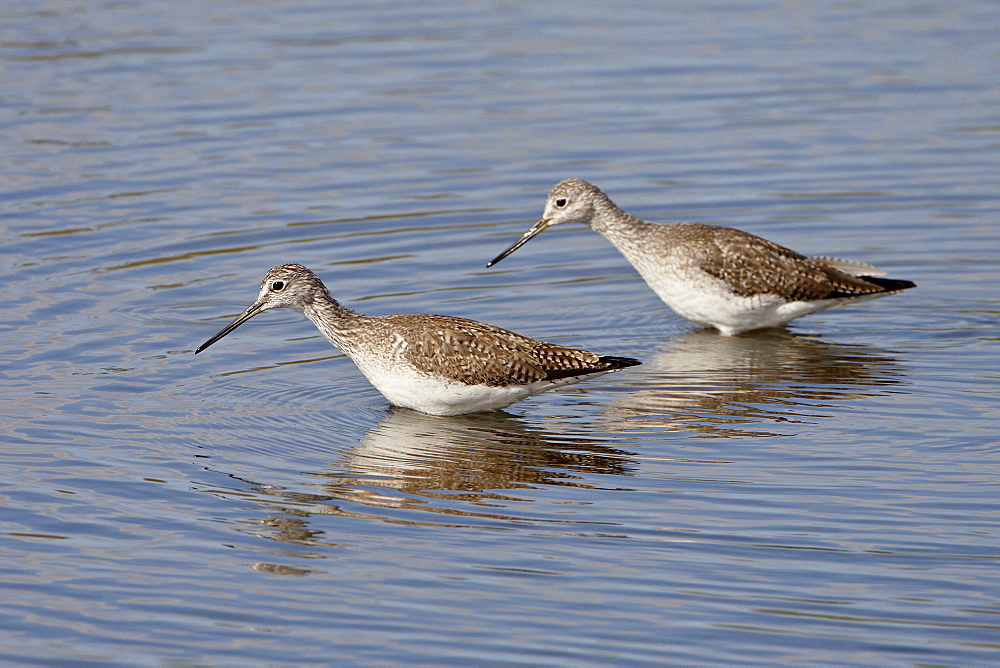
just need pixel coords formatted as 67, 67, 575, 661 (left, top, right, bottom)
389, 315, 634, 387
697, 225, 895, 301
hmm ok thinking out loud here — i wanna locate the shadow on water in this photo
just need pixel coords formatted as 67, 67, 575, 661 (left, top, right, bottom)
605, 328, 908, 436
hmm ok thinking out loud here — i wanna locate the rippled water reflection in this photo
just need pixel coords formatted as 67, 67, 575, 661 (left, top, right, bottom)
3, 0, 999, 665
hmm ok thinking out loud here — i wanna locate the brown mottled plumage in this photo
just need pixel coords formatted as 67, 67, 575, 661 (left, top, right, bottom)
383, 314, 625, 386
671, 222, 909, 301
487, 179, 915, 335
195, 264, 638, 415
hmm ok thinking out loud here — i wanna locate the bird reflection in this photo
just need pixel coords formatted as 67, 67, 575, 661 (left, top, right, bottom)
314, 409, 636, 507
606, 328, 906, 435
239, 410, 638, 546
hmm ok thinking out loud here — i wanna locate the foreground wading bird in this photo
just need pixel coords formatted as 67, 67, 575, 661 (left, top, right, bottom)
487, 179, 915, 335
195, 264, 640, 416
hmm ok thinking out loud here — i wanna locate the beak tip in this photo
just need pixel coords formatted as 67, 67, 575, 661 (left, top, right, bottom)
194, 301, 264, 357
486, 218, 549, 268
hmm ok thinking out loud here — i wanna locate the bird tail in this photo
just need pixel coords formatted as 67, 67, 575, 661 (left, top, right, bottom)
859, 276, 916, 292
597, 355, 642, 371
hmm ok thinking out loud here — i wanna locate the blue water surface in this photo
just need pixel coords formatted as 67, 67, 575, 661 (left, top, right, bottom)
2, 1, 998, 665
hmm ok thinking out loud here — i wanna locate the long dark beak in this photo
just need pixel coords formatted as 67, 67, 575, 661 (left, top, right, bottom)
485, 218, 551, 268
195, 301, 266, 354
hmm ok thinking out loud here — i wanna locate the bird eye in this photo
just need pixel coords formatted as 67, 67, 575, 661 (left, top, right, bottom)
271, 280, 285, 291
555, 198, 567, 208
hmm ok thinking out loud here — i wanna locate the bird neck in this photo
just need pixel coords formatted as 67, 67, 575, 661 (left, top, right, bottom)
300, 292, 364, 345
590, 196, 647, 242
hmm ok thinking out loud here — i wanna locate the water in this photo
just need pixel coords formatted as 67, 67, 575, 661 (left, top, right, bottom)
2, 0, 998, 665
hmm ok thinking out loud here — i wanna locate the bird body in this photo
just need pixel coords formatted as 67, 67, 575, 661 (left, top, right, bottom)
195, 264, 638, 416
487, 179, 915, 335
